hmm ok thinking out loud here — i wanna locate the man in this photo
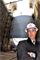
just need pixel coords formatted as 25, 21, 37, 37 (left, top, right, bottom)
17, 23, 39, 60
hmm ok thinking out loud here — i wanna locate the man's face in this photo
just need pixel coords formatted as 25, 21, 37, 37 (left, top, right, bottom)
27, 28, 37, 40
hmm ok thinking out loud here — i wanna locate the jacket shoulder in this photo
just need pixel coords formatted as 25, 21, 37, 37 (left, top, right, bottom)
17, 39, 28, 48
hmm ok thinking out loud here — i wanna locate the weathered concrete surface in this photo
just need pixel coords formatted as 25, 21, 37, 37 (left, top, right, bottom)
34, 0, 40, 41
0, 0, 8, 49
0, 52, 17, 60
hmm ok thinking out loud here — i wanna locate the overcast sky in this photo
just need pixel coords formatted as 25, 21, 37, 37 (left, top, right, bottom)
3, 0, 35, 3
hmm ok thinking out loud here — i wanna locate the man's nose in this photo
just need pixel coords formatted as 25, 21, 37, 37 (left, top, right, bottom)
30, 31, 32, 34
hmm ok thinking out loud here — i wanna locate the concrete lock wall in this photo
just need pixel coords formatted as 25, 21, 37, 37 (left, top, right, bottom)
34, 0, 40, 41
0, 0, 8, 50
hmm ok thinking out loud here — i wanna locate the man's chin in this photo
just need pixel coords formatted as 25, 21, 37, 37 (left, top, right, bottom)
29, 37, 34, 40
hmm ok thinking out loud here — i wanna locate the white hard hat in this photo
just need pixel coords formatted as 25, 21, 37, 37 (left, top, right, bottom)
25, 23, 38, 33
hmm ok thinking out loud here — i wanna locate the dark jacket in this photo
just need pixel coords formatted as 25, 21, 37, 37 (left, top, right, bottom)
17, 38, 39, 60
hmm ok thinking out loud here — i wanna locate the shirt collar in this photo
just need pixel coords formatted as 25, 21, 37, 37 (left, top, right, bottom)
31, 39, 36, 45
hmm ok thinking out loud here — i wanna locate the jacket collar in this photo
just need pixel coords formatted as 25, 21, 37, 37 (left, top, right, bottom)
27, 38, 37, 45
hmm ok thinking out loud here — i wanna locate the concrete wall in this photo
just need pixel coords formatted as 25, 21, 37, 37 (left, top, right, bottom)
0, 0, 8, 50
34, 0, 40, 41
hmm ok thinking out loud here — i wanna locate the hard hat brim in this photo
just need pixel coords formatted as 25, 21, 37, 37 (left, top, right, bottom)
25, 28, 38, 33
27, 27, 36, 30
